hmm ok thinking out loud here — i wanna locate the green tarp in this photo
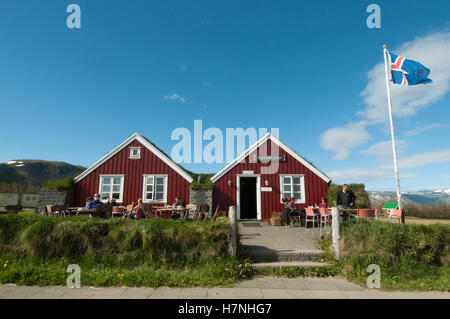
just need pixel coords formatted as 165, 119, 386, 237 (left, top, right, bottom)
382, 202, 398, 209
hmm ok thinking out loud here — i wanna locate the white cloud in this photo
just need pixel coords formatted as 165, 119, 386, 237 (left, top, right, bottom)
360, 31, 450, 123
360, 140, 406, 156
321, 31, 450, 160
328, 147, 450, 183
404, 123, 440, 136
163, 93, 186, 103
320, 122, 371, 160
327, 167, 416, 183
380, 148, 450, 170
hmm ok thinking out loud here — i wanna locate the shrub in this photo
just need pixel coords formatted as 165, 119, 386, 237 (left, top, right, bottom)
0, 214, 230, 265
189, 173, 215, 189
43, 177, 75, 190
321, 220, 450, 291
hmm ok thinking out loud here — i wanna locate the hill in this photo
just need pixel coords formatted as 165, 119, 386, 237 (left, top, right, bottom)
368, 190, 450, 206
0, 160, 85, 193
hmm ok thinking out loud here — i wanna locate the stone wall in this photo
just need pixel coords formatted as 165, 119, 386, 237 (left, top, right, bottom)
189, 188, 213, 215
36, 189, 74, 214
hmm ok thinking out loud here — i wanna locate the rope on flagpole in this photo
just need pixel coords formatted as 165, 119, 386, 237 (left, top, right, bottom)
382, 44, 404, 223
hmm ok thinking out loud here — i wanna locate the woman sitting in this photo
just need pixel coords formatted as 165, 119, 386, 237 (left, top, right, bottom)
133, 198, 145, 220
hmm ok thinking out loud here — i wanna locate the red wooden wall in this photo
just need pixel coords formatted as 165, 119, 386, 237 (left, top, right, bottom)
213, 139, 329, 220
74, 139, 190, 207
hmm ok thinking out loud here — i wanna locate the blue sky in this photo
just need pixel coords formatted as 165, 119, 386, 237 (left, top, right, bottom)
0, 0, 449, 191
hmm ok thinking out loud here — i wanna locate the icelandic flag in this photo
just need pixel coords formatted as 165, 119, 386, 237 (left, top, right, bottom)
389, 51, 432, 86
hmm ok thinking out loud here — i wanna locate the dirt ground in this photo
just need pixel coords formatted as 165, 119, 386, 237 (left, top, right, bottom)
378, 216, 450, 225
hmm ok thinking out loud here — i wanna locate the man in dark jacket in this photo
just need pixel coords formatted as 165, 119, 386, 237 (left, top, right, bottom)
336, 184, 356, 209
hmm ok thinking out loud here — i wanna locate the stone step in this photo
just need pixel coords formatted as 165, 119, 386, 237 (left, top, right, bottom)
243, 248, 324, 262
252, 261, 330, 268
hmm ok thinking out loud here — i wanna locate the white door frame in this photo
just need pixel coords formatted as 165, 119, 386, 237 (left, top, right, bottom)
236, 174, 261, 220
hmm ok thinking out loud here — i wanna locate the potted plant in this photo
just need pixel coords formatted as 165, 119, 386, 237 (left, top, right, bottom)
270, 212, 283, 226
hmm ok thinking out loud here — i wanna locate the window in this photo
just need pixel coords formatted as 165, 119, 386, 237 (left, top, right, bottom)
280, 175, 305, 204
143, 175, 167, 203
129, 147, 141, 159
99, 175, 124, 202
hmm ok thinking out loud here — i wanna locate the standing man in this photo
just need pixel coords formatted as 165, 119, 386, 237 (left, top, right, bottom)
336, 184, 356, 209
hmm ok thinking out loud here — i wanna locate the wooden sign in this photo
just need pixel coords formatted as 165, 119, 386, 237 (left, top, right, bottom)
261, 187, 272, 192
242, 170, 254, 175
254, 155, 286, 163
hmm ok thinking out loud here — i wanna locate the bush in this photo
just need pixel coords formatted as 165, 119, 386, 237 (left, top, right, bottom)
189, 173, 215, 189
327, 184, 370, 208
43, 177, 75, 190
0, 214, 230, 264
0, 215, 243, 287
321, 220, 450, 291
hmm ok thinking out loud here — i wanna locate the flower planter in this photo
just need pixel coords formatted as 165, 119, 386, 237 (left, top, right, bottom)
270, 218, 283, 226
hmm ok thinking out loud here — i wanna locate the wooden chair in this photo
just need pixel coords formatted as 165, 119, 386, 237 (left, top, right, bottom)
45, 205, 53, 216
195, 205, 209, 221
51, 205, 67, 217
356, 209, 377, 220
143, 206, 154, 219
319, 207, 332, 236
179, 204, 196, 220
124, 204, 134, 219
387, 209, 403, 223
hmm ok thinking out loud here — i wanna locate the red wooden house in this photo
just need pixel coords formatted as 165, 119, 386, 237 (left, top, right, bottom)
74, 133, 193, 207
211, 133, 331, 221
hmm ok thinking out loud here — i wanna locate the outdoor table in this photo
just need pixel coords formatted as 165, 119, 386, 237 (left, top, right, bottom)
155, 207, 190, 219
76, 209, 97, 217
65, 207, 82, 216
338, 208, 358, 221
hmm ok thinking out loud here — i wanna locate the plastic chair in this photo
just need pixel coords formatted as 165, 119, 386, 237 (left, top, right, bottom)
319, 208, 332, 236
304, 207, 319, 232
388, 209, 403, 223
356, 209, 377, 220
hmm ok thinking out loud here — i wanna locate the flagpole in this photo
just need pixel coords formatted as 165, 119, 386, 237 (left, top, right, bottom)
383, 44, 404, 223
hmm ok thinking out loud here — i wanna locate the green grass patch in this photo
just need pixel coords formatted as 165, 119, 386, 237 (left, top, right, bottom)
0, 214, 258, 287
319, 220, 450, 291
255, 266, 338, 278
189, 173, 215, 190
42, 176, 75, 190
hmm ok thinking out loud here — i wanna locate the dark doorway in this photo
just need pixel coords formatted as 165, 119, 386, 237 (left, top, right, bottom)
240, 177, 257, 219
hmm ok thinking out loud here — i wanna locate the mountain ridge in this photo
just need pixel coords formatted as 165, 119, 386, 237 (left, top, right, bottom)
0, 160, 85, 191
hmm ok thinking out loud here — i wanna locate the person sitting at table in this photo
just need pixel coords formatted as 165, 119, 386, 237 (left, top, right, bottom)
133, 198, 144, 220
288, 197, 307, 227
107, 198, 117, 206
171, 196, 186, 219
281, 198, 290, 225
84, 197, 93, 209
87, 194, 103, 210
319, 197, 328, 209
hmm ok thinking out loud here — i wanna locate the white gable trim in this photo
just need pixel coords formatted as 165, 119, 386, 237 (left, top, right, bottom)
210, 133, 331, 184
74, 133, 193, 183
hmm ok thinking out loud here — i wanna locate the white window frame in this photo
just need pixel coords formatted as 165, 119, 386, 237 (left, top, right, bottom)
129, 147, 141, 159
279, 174, 305, 204
99, 174, 125, 203
142, 174, 168, 203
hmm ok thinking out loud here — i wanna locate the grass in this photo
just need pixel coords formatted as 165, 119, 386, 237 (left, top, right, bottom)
42, 176, 75, 190
0, 214, 258, 287
254, 266, 338, 278
319, 219, 450, 291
